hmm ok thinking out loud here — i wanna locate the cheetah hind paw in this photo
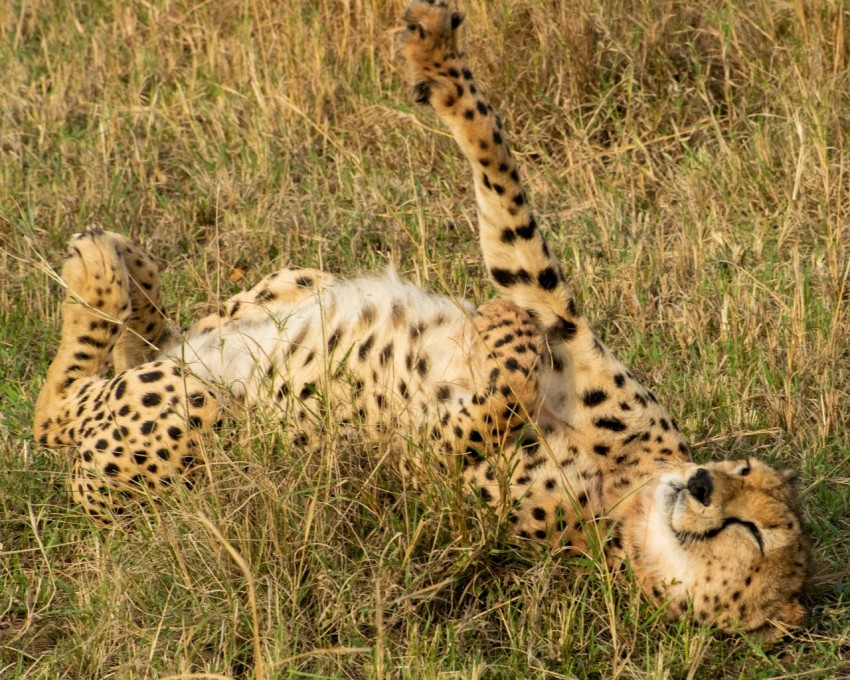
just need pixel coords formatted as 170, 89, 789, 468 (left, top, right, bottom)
62, 229, 132, 323
401, 1, 464, 103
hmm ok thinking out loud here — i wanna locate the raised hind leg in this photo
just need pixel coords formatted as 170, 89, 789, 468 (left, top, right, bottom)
34, 230, 220, 521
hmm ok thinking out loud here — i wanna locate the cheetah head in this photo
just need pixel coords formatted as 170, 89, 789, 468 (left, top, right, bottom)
629, 458, 810, 635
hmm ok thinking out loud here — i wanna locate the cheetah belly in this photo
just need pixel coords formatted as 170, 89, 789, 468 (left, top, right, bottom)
161, 275, 478, 434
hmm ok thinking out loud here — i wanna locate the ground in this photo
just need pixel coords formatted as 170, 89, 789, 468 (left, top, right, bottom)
1, 0, 849, 677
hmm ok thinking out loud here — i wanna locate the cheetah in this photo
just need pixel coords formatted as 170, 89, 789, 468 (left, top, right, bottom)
32, 0, 810, 636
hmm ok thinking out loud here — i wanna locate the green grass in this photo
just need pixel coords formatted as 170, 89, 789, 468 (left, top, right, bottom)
1, 0, 849, 677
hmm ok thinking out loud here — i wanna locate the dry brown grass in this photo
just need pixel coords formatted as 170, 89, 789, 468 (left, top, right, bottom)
1, 1, 848, 677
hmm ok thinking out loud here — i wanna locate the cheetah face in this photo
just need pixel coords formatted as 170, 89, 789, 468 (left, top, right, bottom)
636, 459, 810, 634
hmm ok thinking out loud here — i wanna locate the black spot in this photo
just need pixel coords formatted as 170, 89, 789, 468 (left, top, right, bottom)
525, 457, 544, 472
299, 384, 315, 400
492, 268, 525, 287
189, 392, 207, 408
532, 507, 546, 521
493, 130, 502, 144
512, 193, 525, 206
436, 385, 452, 401
94, 439, 108, 451
167, 426, 182, 441
464, 108, 475, 120
156, 448, 171, 461
133, 451, 148, 465
462, 67, 473, 80
140, 420, 156, 436
492, 183, 505, 195
537, 267, 558, 290
114, 380, 127, 399
413, 81, 432, 104
550, 317, 578, 341
476, 100, 488, 116
534, 529, 547, 540
327, 329, 341, 352
398, 380, 409, 399
104, 463, 120, 476
142, 393, 162, 408
295, 276, 314, 288
594, 417, 626, 432
515, 217, 537, 239
79, 335, 106, 349
380, 343, 393, 366
614, 373, 626, 388
479, 487, 493, 503
593, 444, 610, 456
582, 389, 608, 407
358, 334, 375, 361
448, 68, 460, 78
500, 228, 516, 244
416, 357, 429, 377
255, 289, 276, 303
545, 479, 556, 491
577, 492, 588, 506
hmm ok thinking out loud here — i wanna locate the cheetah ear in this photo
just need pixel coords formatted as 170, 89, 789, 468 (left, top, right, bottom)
751, 597, 807, 643
779, 468, 799, 484
774, 596, 807, 628
779, 468, 803, 494
451, 12, 464, 29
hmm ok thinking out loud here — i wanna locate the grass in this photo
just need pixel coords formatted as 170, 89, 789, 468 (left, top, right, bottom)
1, 0, 849, 677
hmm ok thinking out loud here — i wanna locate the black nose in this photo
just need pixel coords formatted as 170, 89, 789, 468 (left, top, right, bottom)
687, 468, 713, 506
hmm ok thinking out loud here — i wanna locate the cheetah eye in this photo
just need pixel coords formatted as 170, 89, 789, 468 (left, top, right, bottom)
738, 461, 751, 476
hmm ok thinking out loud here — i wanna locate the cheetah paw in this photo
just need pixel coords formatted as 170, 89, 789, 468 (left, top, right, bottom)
62, 229, 131, 321
401, 1, 464, 103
